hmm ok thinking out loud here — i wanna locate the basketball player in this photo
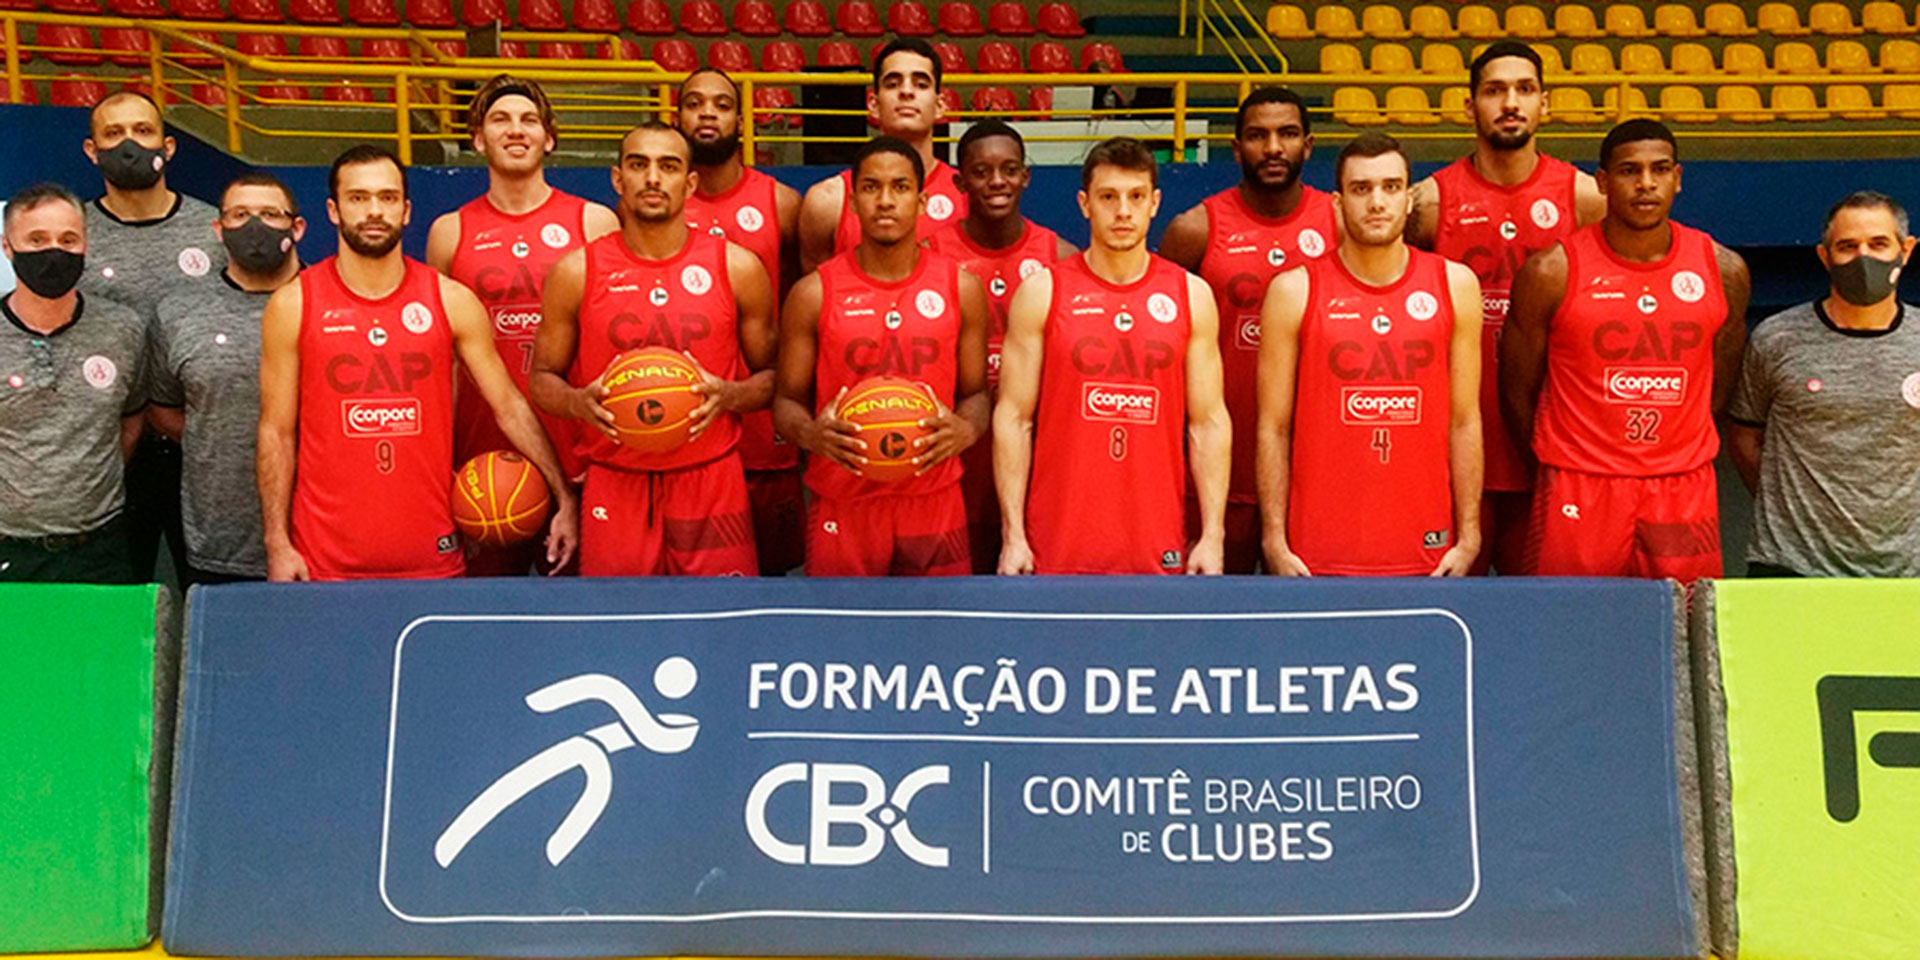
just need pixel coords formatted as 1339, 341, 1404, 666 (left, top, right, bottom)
258, 146, 579, 581
798, 37, 968, 275
1159, 86, 1338, 573
425, 74, 619, 575
995, 137, 1231, 576
1501, 120, 1750, 580
774, 136, 991, 576
1256, 133, 1484, 577
677, 67, 806, 576
925, 120, 1075, 573
530, 123, 775, 577
1408, 41, 1607, 574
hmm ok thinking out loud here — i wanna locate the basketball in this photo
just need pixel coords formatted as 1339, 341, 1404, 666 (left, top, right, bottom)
451, 451, 551, 548
600, 346, 703, 454
840, 376, 941, 483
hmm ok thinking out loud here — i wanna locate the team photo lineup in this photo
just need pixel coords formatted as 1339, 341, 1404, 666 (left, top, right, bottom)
7, 34, 1918, 586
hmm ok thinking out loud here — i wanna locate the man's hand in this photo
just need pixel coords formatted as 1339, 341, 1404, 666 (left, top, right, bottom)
545, 489, 580, 574
1429, 541, 1478, 577
802, 385, 866, 472
998, 537, 1035, 575
685, 351, 740, 440
1186, 535, 1225, 576
1262, 534, 1312, 577
266, 544, 312, 582
572, 379, 618, 440
912, 392, 978, 473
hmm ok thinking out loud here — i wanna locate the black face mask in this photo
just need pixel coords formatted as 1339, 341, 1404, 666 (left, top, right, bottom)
96, 138, 167, 191
1830, 253, 1904, 307
12, 249, 85, 298
222, 217, 295, 275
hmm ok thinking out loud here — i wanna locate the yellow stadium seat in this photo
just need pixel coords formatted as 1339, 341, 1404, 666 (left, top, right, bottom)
1718, 84, 1771, 121
1604, 4, 1655, 37
1659, 85, 1716, 122
1315, 5, 1363, 39
1362, 5, 1411, 39
1420, 43, 1465, 75
1386, 86, 1438, 124
1603, 85, 1654, 119
1533, 42, 1565, 75
1457, 4, 1502, 39
1440, 85, 1471, 122
1409, 5, 1457, 39
1266, 4, 1311, 39
1704, 3, 1756, 36
1885, 83, 1920, 117
1548, 87, 1603, 123
1570, 43, 1615, 74
1774, 41, 1822, 74
1554, 4, 1602, 38
1723, 42, 1768, 74
1620, 43, 1665, 74
1671, 43, 1717, 75
1772, 84, 1828, 119
1333, 87, 1386, 125
1654, 5, 1705, 37
1320, 43, 1364, 75
1809, 2, 1862, 35
1829, 39, 1875, 73
1882, 39, 1920, 72
1370, 43, 1416, 75
1862, 2, 1913, 35
1758, 3, 1810, 36
1828, 84, 1880, 119
1505, 5, 1552, 38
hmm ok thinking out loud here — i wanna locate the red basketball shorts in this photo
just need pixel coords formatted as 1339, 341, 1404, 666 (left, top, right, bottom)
579, 452, 757, 577
1526, 462, 1721, 582
806, 484, 970, 577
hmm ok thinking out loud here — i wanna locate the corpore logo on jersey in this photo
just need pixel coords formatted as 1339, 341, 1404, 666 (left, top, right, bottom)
1237, 316, 1262, 350
1340, 385, 1422, 425
341, 397, 423, 436
1083, 381, 1160, 425
491, 306, 542, 338
1604, 366, 1687, 405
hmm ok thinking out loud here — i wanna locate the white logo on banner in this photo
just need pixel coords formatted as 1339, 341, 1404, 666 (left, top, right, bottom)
433, 663, 701, 867
746, 762, 951, 867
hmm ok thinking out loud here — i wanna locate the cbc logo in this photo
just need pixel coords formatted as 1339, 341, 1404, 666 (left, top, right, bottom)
745, 762, 951, 867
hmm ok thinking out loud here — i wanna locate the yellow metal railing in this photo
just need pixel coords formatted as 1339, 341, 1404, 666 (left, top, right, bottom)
1192, 0, 1288, 74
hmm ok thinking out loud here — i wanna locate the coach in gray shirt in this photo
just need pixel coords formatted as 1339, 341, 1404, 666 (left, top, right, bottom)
1729, 190, 1920, 577
149, 173, 304, 584
0, 184, 147, 583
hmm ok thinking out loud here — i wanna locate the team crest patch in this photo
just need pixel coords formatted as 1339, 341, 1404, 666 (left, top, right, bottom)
916, 289, 946, 318
1531, 199, 1561, 229
885, 309, 903, 330
1903, 371, 1920, 409
649, 286, 670, 306
541, 223, 571, 248
402, 302, 434, 334
1371, 314, 1392, 335
1019, 258, 1044, 279
1672, 270, 1705, 303
1114, 310, 1135, 333
1148, 292, 1179, 324
736, 206, 765, 232
1637, 292, 1659, 315
1499, 220, 1518, 241
990, 277, 1007, 297
368, 326, 388, 347
1267, 247, 1287, 268
682, 264, 714, 296
82, 355, 117, 389
178, 247, 211, 277
1406, 291, 1439, 321
927, 194, 955, 221
512, 241, 529, 259
1297, 228, 1326, 258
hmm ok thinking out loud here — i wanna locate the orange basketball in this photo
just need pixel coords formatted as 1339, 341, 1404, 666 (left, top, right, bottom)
451, 451, 552, 548
840, 376, 940, 483
600, 347, 703, 454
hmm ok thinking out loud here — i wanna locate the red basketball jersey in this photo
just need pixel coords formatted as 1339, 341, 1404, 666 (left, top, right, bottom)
924, 217, 1062, 386
1533, 222, 1728, 477
1197, 185, 1339, 504
445, 189, 589, 469
1432, 153, 1581, 492
1027, 253, 1193, 575
808, 249, 965, 501
1289, 248, 1458, 576
833, 159, 968, 252
685, 167, 794, 472
571, 230, 743, 473
291, 258, 463, 580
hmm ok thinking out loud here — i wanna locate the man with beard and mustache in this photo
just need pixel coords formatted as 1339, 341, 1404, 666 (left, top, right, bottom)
1159, 87, 1338, 573
676, 67, 806, 576
531, 123, 776, 577
426, 75, 617, 576
257, 146, 579, 582
1407, 42, 1607, 575
1257, 132, 1484, 578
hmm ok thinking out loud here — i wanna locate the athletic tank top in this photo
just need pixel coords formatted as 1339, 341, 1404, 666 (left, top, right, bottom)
291, 257, 462, 579
1432, 153, 1581, 492
571, 230, 742, 473
685, 167, 794, 472
1027, 253, 1193, 575
1197, 184, 1338, 504
809, 248, 965, 501
924, 217, 1062, 387
832, 159, 967, 253
1290, 248, 1457, 576
1534, 222, 1728, 477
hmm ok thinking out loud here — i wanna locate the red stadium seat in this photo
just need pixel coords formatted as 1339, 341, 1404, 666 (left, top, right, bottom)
42, 0, 101, 12
786, 0, 832, 36
433, 38, 465, 57
1030, 40, 1072, 73
753, 85, 797, 125
301, 35, 350, 58
258, 81, 308, 100
38, 25, 102, 67
100, 27, 151, 68
650, 39, 698, 72
516, 0, 562, 28
1038, 2, 1085, 37
325, 80, 376, 102
498, 39, 527, 58
172, 0, 224, 17
932, 41, 968, 75
938, 86, 961, 116
405, 0, 455, 27
107, 0, 167, 15
534, 41, 580, 58
734, 0, 779, 35
838, 0, 883, 36
51, 76, 106, 107
288, 0, 341, 24
571, 0, 618, 31
1081, 42, 1124, 72
972, 86, 1019, 113
228, 0, 283, 20
817, 40, 859, 67
626, 0, 672, 34
680, 0, 726, 35
237, 33, 287, 56
1, 78, 38, 104
709, 39, 752, 73
169, 32, 220, 68
1026, 85, 1054, 118
988, 2, 1035, 35
888, 1, 934, 36
461, 0, 505, 28
347, 0, 397, 24
762, 40, 805, 72
977, 41, 1021, 73
362, 37, 408, 60
191, 83, 225, 106
938, 0, 983, 35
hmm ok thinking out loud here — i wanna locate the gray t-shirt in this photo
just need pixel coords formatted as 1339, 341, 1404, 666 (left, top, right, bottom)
79, 192, 226, 323
0, 293, 146, 537
150, 273, 271, 576
1730, 299, 1920, 576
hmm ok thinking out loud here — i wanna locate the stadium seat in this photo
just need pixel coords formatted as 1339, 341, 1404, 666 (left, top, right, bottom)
839, 0, 883, 35
1570, 43, 1614, 74
0, 78, 38, 103
1038, 3, 1083, 37
733, 0, 778, 35
1361, 6, 1411, 39
1533, 43, 1564, 75
1809, 2, 1861, 35
1654, 5, 1705, 38
299, 35, 349, 58
516, 0, 561, 29
626, 0, 672, 34
709, 39, 752, 72
1863, 2, 1913, 34
362, 37, 407, 60
169, 31, 219, 68
460, 0, 504, 27
1554, 4, 1602, 38
1602, 85, 1653, 119
1081, 42, 1122, 72
1883, 39, 1920, 71
237, 33, 287, 56
1386, 86, 1437, 124
1774, 41, 1821, 74
1620, 43, 1664, 74
1504, 5, 1551, 38
406, 0, 455, 27
650, 39, 697, 72
1671, 43, 1716, 75
786, 0, 831, 35
988, 2, 1035, 36
434, 38, 465, 57
51, 76, 106, 107
763, 40, 806, 72
1723, 43, 1768, 75
1704, 3, 1755, 36
1772, 84, 1827, 119
817, 40, 859, 66
42, 0, 100, 11
1440, 85, 1469, 122
1829, 84, 1879, 118
888, 1, 933, 36
1314, 5, 1363, 39
979, 40, 1020, 73
325, 80, 376, 102
1420, 43, 1464, 74
1266, 4, 1309, 38
288, 0, 340, 22
1548, 87, 1602, 123
1331, 87, 1385, 125
1659, 85, 1715, 122
1717, 84, 1769, 121
1370, 43, 1415, 75
1456, 5, 1501, 39
1319, 43, 1363, 75
39, 25, 101, 66
679, 0, 725, 35
172, 0, 225, 19
1757, 3, 1809, 36
1887, 83, 1920, 116
1830, 40, 1875, 73
348, 0, 397, 24
752, 85, 797, 125
107, 0, 165, 14
1603, 5, 1655, 37
572, 0, 618, 31
938, 86, 961, 115
940, 1, 984, 35
1030, 40, 1072, 73
258, 80, 307, 100
1410, 5, 1456, 38
99, 27, 151, 68
191, 83, 226, 106
930, 40, 967, 74
972, 86, 1018, 113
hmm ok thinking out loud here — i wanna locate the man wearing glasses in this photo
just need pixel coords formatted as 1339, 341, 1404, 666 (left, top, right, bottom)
146, 174, 305, 584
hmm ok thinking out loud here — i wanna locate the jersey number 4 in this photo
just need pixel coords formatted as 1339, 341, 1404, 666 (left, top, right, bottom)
1371, 428, 1392, 464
